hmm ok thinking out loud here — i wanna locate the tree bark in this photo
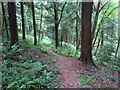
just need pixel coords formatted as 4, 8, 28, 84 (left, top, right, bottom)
1, 2, 9, 39
80, 1, 95, 65
20, 2, 25, 40
76, 2, 79, 50
31, 2, 37, 45
61, 35, 63, 47
54, 2, 59, 49
53, 2, 67, 48
8, 2, 18, 45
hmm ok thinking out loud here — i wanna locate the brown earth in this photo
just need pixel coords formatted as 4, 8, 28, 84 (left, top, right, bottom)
46, 47, 82, 88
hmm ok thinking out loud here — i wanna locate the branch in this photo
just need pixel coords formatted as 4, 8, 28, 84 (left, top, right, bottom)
93, 4, 97, 11
58, 2, 67, 26
93, 5, 119, 47
92, 1, 101, 40
92, 5, 110, 46
99, 0, 109, 12
104, 6, 119, 19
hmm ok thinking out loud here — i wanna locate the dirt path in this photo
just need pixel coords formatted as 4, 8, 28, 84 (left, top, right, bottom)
46, 47, 120, 88
46, 47, 81, 88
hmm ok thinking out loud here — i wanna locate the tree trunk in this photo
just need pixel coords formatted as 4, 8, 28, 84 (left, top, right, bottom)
54, 2, 59, 48
76, 2, 79, 50
31, 2, 37, 45
0, 3, 3, 41
8, 2, 18, 45
53, 2, 67, 48
61, 35, 63, 47
1, 2, 9, 39
80, 1, 95, 65
20, 2, 25, 40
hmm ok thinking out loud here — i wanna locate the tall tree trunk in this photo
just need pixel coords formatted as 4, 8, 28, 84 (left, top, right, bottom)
80, 1, 95, 65
0, 3, 3, 41
54, 2, 59, 48
61, 35, 63, 47
76, 17, 79, 50
8, 2, 18, 45
1, 2, 9, 39
76, 2, 79, 50
31, 2, 37, 45
20, 2, 25, 40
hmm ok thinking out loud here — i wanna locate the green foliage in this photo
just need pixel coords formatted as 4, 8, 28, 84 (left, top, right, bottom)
18, 33, 34, 46
40, 46, 55, 56
19, 35, 55, 56
95, 43, 120, 72
2, 58, 60, 89
2, 40, 60, 89
79, 75, 97, 85
2, 43, 23, 60
41, 36, 55, 48
96, 44, 115, 62
55, 43, 80, 58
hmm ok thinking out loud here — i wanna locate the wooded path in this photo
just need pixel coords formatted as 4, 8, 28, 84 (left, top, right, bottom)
46, 47, 81, 88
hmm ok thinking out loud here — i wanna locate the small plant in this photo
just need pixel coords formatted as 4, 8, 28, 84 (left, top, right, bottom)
40, 46, 55, 56
2, 59, 60, 89
41, 36, 55, 48
2, 44, 23, 60
2, 42, 60, 89
95, 43, 120, 72
55, 43, 80, 58
79, 75, 96, 85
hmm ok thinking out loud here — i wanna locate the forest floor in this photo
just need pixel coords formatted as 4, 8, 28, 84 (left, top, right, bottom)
46, 47, 120, 88
9, 46, 120, 88
46, 47, 80, 88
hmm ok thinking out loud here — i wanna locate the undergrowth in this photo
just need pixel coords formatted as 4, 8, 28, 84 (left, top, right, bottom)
94, 44, 120, 72
78, 67, 119, 88
2, 40, 60, 89
54, 43, 80, 58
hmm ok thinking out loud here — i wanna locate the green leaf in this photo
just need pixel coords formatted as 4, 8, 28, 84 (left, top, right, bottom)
19, 85, 26, 89
26, 81, 35, 85
7, 81, 18, 88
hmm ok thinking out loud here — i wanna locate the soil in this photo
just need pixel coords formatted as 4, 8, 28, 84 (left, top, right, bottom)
46, 47, 81, 88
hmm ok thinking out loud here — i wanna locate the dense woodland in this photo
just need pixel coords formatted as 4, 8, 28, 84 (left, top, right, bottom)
1, 0, 120, 89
